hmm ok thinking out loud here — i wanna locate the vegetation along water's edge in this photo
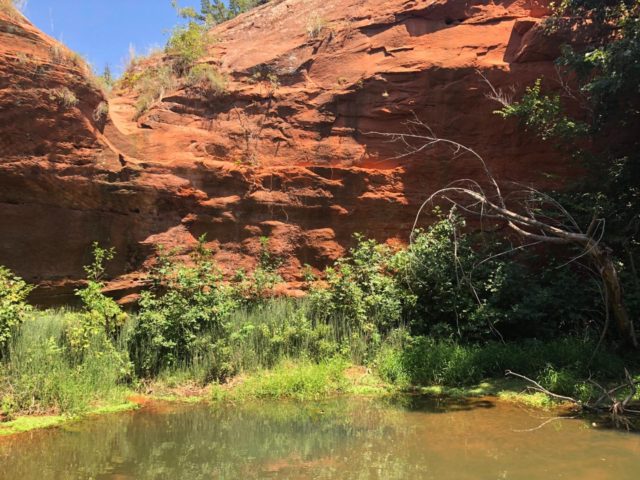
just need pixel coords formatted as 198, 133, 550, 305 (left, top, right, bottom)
2, 224, 639, 436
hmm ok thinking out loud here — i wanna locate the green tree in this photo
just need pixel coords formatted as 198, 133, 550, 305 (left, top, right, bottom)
172, 0, 267, 25
496, 0, 640, 345
101, 64, 113, 86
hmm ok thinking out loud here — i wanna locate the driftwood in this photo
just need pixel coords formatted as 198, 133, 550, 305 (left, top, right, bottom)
506, 369, 640, 429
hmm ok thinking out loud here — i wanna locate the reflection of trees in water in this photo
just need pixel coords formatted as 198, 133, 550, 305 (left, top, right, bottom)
0, 399, 427, 480
15, 396, 617, 480
3, 397, 638, 479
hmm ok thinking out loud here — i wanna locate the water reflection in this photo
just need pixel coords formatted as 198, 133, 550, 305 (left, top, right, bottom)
1, 397, 639, 479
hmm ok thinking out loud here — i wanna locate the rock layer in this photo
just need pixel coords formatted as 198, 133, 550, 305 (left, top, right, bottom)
0, 0, 575, 303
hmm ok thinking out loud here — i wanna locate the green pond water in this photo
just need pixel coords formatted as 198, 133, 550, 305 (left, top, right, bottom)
0, 397, 639, 479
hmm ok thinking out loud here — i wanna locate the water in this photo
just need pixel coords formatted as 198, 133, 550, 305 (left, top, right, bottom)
1, 397, 639, 479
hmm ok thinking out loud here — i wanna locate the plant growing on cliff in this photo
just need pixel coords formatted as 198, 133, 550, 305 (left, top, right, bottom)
93, 101, 109, 123
185, 63, 227, 97
172, 0, 266, 25
495, 79, 588, 141
0, 0, 26, 18
49, 87, 79, 109
306, 13, 327, 40
0, 267, 32, 357
166, 21, 212, 75
133, 65, 176, 119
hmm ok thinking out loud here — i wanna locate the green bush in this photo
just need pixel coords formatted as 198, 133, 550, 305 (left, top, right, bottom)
392, 214, 600, 342
375, 332, 626, 389
185, 64, 227, 97
166, 21, 211, 74
233, 237, 282, 304
174, 0, 266, 25
75, 243, 128, 341
394, 216, 485, 338
0, 267, 32, 356
133, 65, 176, 119
309, 234, 412, 341
130, 238, 239, 377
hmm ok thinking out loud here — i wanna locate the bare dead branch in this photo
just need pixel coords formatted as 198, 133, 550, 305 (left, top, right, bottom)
505, 370, 578, 403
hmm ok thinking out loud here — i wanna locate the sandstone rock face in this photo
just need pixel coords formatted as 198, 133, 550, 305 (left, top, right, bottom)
0, 0, 573, 303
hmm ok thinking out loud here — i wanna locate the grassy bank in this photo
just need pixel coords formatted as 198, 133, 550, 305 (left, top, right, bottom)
0, 401, 140, 437
2, 227, 640, 435
2, 305, 637, 433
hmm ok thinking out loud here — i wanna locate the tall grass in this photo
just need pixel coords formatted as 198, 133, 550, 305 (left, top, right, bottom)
1, 302, 635, 416
215, 358, 350, 401
132, 297, 377, 386
375, 330, 628, 398
1, 311, 129, 416
226, 297, 388, 369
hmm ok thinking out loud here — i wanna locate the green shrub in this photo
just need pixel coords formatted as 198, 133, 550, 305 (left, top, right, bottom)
166, 21, 211, 74
497, 79, 588, 141
0, 267, 32, 356
174, 0, 265, 25
375, 332, 626, 389
130, 237, 239, 377
133, 65, 175, 119
391, 214, 600, 342
309, 234, 412, 341
233, 237, 282, 304
75, 243, 128, 342
185, 64, 227, 96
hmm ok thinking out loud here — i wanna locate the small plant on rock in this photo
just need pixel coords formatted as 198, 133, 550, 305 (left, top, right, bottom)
93, 101, 109, 122
50, 87, 79, 109
0, 0, 26, 18
306, 13, 327, 39
185, 64, 227, 97
133, 65, 176, 119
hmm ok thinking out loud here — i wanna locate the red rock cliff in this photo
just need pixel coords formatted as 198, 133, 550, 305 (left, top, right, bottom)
0, 0, 572, 302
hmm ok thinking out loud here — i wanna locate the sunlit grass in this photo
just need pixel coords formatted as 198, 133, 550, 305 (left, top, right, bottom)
212, 358, 350, 401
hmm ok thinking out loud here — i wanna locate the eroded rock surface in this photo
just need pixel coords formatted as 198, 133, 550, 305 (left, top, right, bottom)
0, 0, 575, 303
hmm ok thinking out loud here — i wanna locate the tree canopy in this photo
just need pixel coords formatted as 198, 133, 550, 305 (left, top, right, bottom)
172, 0, 268, 25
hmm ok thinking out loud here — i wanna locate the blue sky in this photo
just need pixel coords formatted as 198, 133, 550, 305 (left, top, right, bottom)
23, 0, 204, 76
